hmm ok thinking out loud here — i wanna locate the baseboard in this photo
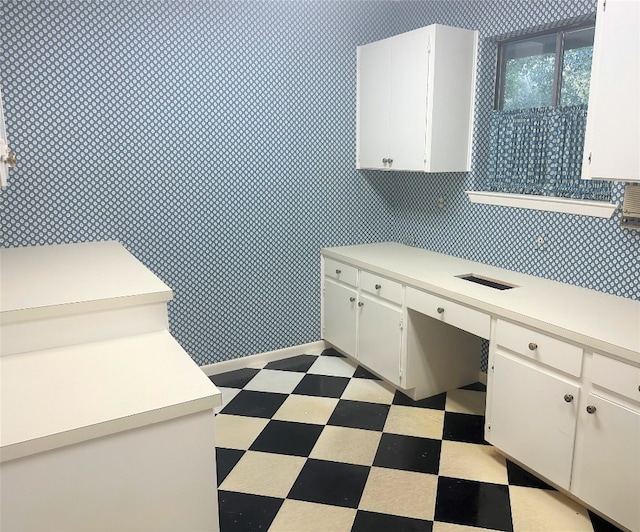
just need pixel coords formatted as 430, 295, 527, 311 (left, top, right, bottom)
478, 371, 488, 386
200, 340, 329, 376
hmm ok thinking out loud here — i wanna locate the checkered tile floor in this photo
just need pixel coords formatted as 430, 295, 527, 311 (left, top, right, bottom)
209, 349, 621, 532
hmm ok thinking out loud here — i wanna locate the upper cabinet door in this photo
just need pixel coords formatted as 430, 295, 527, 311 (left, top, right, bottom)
582, 0, 640, 182
357, 40, 392, 170
389, 29, 431, 172
356, 25, 477, 173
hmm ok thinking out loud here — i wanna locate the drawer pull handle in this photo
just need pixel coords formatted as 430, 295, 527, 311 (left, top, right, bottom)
349, 297, 356, 303
335, 269, 341, 274
564, 394, 574, 403
358, 302, 364, 307
375, 284, 382, 290
586, 405, 597, 414
528, 342, 538, 351
437, 307, 445, 314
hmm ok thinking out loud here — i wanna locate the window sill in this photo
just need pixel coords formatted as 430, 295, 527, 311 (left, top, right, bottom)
465, 191, 618, 219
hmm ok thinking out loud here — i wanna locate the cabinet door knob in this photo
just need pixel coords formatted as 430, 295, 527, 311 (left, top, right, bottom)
375, 284, 381, 290
388, 158, 393, 163
586, 405, 597, 414
349, 297, 356, 303
382, 158, 388, 164
437, 307, 444, 314
358, 301, 364, 307
528, 342, 538, 351
335, 269, 341, 274
564, 394, 574, 403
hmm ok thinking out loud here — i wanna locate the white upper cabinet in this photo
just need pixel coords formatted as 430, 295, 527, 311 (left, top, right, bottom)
582, 0, 640, 182
356, 24, 478, 173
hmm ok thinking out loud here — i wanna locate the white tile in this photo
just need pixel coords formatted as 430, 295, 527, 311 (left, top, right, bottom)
219, 451, 305, 498
214, 414, 269, 450
433, 522, 502, 532
307, 356, 357, 378
242, 369, 304, 394
310, 425, 381, 466
341, 378, 395, 404
270, 500, 356, 532
359, 467, 438, 521
509, 486, 594, 532
438, 440, 508, 484
272, 394, 339, 425
445, 388, 486, 416
383, 404, 444, 439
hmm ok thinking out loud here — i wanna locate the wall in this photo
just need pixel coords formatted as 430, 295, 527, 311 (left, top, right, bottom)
2, 0, 638, 366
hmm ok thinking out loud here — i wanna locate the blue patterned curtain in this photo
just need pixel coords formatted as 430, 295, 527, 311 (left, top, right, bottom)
487, 105, 611, 201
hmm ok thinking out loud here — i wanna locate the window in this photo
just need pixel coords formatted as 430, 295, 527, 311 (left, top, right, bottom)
495, 23, 595, 110
478, 16, 612, 209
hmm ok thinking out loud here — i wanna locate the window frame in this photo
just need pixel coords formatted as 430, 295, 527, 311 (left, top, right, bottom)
494, 19, 596, 111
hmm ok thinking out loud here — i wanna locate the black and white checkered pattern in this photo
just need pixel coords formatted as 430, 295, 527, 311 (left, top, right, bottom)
210, 349, 621, 532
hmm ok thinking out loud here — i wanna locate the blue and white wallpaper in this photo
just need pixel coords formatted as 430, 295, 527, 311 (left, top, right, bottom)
2, 0, 638, 366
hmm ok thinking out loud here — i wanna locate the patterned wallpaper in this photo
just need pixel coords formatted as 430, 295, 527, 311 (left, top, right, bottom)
2, 0, 638, 368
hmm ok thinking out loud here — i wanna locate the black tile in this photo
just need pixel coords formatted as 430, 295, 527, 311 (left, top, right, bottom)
442, 411, 488, 445
589, 510, 625, 532
459, 382, 487, 392
373, 433, 441, 474
352, 510, 433, 532
221, 390, 288, 418
287, 458, 370, 508
435, 477, 513, 532
353, 366, 381, 380
264, 354, 318, 372
216, 448, 244, 485
328, 399, 390, 431
321, 347, 346, 357
250, 420, 323, 457
218, 490, 283, 532
393, 390, 447, 410
505, 460, 554, 490
208, 367, 260, 389
292, 373, 350, 398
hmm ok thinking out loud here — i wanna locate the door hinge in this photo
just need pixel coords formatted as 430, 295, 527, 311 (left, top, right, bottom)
491, 364, 495, 371
399, 319, 404, 330
603, 0, 606, 11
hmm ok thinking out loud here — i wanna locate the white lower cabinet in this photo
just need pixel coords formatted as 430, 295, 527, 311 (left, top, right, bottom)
322, 278, 357, 357
487, 322, 640, 530
357, 293, 403, 386
571, 394, 640, 532
487, 351, 579, 490
322, 259, 405, 385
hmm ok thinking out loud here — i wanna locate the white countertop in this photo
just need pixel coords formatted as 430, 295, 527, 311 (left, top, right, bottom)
322, 242, 640, 363
0, 241, 173, 324
0, 331, 221, 462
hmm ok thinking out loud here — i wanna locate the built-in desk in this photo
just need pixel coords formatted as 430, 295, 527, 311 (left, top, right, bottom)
0, 241, 222, 532
321, 242, 639, 532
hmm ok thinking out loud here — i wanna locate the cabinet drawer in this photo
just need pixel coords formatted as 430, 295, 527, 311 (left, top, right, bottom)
405, 287, 490, 339
360, 271, 402, 305
495, 320, 583, 377
324, 258, 358, 287
591, 353, 640, 404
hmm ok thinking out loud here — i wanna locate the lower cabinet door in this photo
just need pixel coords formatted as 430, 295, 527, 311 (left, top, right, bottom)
357, 294, 402, 386
487, 352, 579, 490
571, 394, 640, 532
323, 279, 357, 356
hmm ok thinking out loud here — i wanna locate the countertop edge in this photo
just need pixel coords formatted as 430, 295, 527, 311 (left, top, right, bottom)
321, 244, 640, 365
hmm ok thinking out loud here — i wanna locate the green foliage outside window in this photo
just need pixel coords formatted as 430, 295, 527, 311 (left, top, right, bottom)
503, 54, 555, 110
